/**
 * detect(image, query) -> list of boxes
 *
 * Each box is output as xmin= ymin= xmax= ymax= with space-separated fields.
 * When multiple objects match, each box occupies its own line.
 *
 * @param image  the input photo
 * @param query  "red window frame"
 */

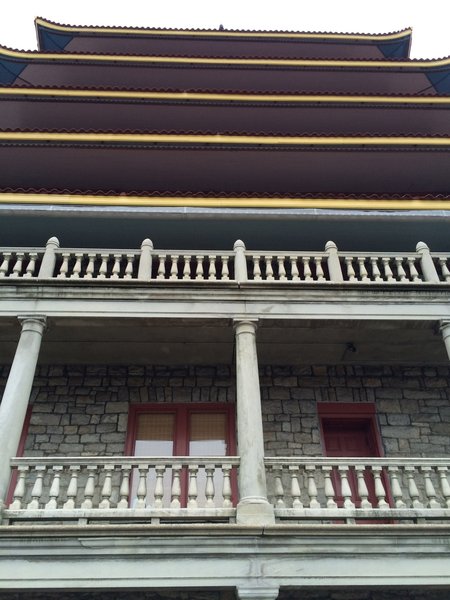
xmin=125 ymin=403 xmax=238 ymax=506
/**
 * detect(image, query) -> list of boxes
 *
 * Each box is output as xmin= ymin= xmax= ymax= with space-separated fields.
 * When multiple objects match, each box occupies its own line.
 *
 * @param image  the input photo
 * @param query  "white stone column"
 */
xmin=0 ymin=316 xmax=46 ymax=507
xmin=440 ymin=320 xmax=450 ymax=361
xmin=234 ymin=319 xmax=274 ymax=525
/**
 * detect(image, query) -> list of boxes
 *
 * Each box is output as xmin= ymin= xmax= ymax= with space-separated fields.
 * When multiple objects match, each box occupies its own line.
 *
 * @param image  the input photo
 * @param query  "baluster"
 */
xmin=290 ymin=256 xmax=300 ymax=281
xmin=221 ymin=256 xmax=230 ymax=281
xmin=382 ymin=257 xmax=395 ymax=282
xmin=277 ymin=256 xmax=287 ymax=281
xmin=388 ymin=466 xmax=406 ymax=508
xmin=111 ymin=254 xmax=122 ymax=279
xmin=221 ymin=464 xmax=232 ymax=508
xmin=416 ymin=241 xmax=440 ymax=283
xmin=195 ymin=256 xmax=204 ymax=280
xmin=322 ymin=466 xmax=337 ymax=509
xmin=187 ymin=465 xmax=199 ymax=509
xmin=371 ymin=257 xmax=383 ymax=282
xmin=9 ymin=466 xmax=29 ymax=509
xmin=438 ymin=258 xmax=450 ymax=282
xmin=357 ymin=257 xmax=369 ymax=283
xmin=272 ymin=466 xmax=285 ymax=508
xmin=208 ymin=255 xmax=217 ymax=281
xmin=97 ymin=253 xmax=109 ymax=279
xmin=314 ymin=257 xmax=325 ymax=281
xmin=63 ymin=465 xmax=80 ymax=509
xmin=252 ymin=255 xmax=262 ymax=280
xmin=99 ymin=465 xmax=114 ymax=509
xmin=136 ymin=465 xmax=148 ymax=508
xmin=157 ymin=255 xmax=166 ymax=279
xmin=345 ymin=257 xmax=356 ymax=282
xmin=27 ymin=466 xmax=46 ymax=509
xmin=57 ymin=252 xmax=70 ymax=279
xmin=45 ymin=466 xmax=63 ymax=510
xmin=407 ymin=257 xmax=421 ymax=283
xmin=153 ymin=465 xmax=166 ymax=508
xmin=355 ymin=465 xmax=371 ymax=508
xmin=302 ymin=256 xmax=312 ymax=281
xmin=404 ymin=466 xmax=423 ymax=508
xmin=0 ymin=252 xmax=11 ymax=278
xmin=81 ymin=465 xmax=97 ymax=509
xmin=437 ymin=467 xmax=450 ymax=508
xmin=117 ymin=466 xmax=131 ymax=509
xmin=70 ymin=252 xmax=83 ymax=279
xmin=395 ymin=257 xmax=407 ymax=282
xmin=170 ymin=464 xmax=182 ymax=509
xmin=85 ymin=253 xmax=97 ymax=279
xmin=372 ymin=466 xmax=389 ymax=508
xmin=169 ymin=255 xmax=179 ymax=280
xmin=182 ymin=255 xmax=192 ymax=280
xmin=265 ymin=256 xmax=274 ymax=281
xmin=305 ymin=465 xmax=320 ymax=508
xmin=24 ymin=253 xmax=37 ymax=278
xmin=205 ymin=464 xmax=216 ymax=507
xmin=289 ymin=465 xmax=303 ymax=509
xmin=11 ymin=252 xmax=24 ymax=278
xmin=421 ymin=467 xmax=441 ymax=508
xmin=124 ymin=254 xmax=135 ymax=280
xmin=338 ymin=465 xmax=355 ymax=509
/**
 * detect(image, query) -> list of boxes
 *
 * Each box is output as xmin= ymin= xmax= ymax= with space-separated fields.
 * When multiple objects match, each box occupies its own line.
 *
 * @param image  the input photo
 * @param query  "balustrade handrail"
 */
xmin=264 ymin=457 xmax=450 ymax=467
xmin=10 ymin=455 xmax=240 ymax=467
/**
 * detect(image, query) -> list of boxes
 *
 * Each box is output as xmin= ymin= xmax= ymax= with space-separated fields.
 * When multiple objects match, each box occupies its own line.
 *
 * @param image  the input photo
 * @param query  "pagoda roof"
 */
xmin=1 ymin=131 xmax=449 ymax=197
xmin=1 ymin=88 xmax=450 ymax=136
xmin=35 ymin=18 xmax=412 ymax=61
xmin=1 ymin=47 xmax=450 ymax=93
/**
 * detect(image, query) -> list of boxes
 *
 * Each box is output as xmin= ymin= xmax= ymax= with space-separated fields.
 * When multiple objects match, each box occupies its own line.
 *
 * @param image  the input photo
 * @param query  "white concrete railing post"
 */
xmin=233 ymin=240 xmax=248 ymax=283
xmin=237 ymin=586 xmax=280 ymax=600
xmin=234 ymin=319 xmax=274 ymax=525
xmin=416 ymin=242 xmax=440 ymax=283
xmin=439 ymin=320 xmax=450 ymax=361
xmin=0 ymin=316 xmax=46 ymax=515
xmin=138 ymin=238 xmax=154 ymax=281
xmin=37 ymin=237 xmax=59 ymax=279
xmin=325 ymin=240 xmax=344 ymax=282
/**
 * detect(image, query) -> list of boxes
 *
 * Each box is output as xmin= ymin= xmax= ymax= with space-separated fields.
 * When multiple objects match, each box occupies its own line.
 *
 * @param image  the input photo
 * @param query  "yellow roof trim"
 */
xmin=1 ymin=87 xmax=450 ymax=105
xmin=35 ymin=18 xmax=412 ymax=42
xmin=1 ymin=132 xmax=450 ymax=146
xmin=2 ymin=45 xmax=448 ymax=69
xmin=1 ymin=192 xmax=449 ymax=211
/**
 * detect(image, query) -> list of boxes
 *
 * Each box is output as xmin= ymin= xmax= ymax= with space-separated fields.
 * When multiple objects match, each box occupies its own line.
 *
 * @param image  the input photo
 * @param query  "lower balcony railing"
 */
xmin=3 ymin=456 xmax=450 ymax=525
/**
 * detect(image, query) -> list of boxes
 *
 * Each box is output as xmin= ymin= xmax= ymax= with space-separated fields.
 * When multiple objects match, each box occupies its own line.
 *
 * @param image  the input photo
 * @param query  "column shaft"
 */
xmin=440 ymin=320 xmax=450 ymax=361
xmin=234 ymin=319 xmax=274 ymax=525
xmin=0 ymin=316 xmax=46 ymax=503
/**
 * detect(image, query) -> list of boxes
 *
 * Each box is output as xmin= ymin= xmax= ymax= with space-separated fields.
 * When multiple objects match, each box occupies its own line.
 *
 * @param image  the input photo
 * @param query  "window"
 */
xmin=125 ymin=403 xmax=236 ymax=507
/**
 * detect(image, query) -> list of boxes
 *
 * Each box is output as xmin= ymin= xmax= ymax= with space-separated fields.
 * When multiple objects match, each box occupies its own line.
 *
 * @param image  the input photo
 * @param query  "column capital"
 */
xmin=439 ymin=319 xmax=450 ymax=333
xmin=237 ymin=586 xmax=279 ymax=600
xmin=17 ymin=315 xmax=47 ymax=335
xmin=233 ymin=318 xmax=259 ymax=335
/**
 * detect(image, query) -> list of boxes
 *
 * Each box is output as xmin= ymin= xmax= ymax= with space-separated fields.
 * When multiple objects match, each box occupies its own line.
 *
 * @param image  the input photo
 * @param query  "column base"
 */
xmin=236 ymin=496 xmax=275 ymax=526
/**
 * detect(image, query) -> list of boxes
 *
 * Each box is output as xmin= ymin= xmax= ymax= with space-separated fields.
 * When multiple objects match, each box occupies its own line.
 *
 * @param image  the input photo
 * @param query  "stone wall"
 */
xmin=0 ymin=364 xmax=448 ymax=458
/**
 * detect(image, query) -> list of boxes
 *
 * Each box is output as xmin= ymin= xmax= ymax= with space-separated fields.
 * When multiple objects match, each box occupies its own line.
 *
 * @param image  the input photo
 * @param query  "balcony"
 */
xmin=3 ymin=455 xmax=450 ymax=526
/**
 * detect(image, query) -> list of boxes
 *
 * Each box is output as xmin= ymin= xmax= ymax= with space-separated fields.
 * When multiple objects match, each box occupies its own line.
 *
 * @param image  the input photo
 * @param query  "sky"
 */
xmin=0 ymin=0 xmax=449 ymax=59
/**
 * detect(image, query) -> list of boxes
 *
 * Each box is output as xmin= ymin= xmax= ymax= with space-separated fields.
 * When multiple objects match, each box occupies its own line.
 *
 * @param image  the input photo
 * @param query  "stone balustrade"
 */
xmin=4 ymin=456 xmax=238 ymax=525
xmin=3 ymin=455 xmax=450 ymax=525
xmin=0 ymin=238 xmax=449 ymax=285
xmin=265 ymin=457 xmax=450 ymax=522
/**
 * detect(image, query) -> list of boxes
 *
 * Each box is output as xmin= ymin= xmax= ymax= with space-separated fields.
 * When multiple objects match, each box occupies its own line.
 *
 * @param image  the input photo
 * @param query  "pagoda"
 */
xmin=0 ymin=17 xmax=450 ymax=600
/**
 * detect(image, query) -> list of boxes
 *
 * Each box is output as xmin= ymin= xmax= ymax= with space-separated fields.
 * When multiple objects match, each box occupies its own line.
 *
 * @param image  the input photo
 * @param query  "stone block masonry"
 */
xmin=0 ymin=364 xmax=448 ymax=458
